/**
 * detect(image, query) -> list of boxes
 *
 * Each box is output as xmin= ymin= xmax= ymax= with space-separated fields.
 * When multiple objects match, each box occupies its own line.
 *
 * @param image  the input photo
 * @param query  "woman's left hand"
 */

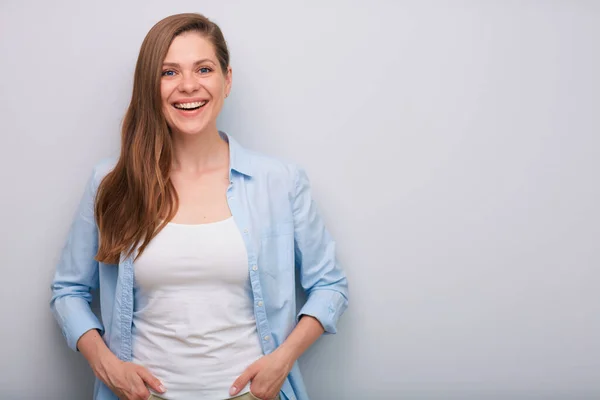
xmin=230 ymin=349 xmax=293 ymax=400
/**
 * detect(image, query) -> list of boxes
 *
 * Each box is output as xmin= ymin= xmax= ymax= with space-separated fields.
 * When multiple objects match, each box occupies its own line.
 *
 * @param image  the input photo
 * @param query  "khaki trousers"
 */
xmin=149 ymin=392 xmax=280 ymax=400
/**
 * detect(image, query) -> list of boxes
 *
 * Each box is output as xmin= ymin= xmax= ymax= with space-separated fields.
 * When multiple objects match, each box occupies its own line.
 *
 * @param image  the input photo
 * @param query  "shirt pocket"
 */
xmin=259 ymin=221 xmax=294 ymax=279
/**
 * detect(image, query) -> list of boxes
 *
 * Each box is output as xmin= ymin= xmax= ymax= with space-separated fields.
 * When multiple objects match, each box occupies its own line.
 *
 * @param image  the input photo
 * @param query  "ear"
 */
xmin=225 ymin=66 xmax=233 ymax=97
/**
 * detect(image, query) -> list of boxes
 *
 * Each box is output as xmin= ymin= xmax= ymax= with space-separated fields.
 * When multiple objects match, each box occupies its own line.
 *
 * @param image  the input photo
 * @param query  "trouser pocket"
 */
xmin=240 ymin=392 xmax=281 ymax=400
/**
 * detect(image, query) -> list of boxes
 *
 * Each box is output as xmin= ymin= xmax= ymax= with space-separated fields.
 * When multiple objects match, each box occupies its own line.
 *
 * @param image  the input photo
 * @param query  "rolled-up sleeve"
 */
xmin=292 ymin=166 xmax=348 ymax=334
xmin=50 ymin=167 xmax=104 ymax=351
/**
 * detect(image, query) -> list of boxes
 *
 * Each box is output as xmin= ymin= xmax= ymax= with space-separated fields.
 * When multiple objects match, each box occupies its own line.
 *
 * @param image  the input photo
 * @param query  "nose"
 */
xmin=178 ymin=71 xmax=200 ymax=93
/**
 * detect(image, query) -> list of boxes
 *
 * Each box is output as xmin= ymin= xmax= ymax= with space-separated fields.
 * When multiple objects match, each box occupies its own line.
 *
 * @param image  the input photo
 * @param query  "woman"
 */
xmin=50 ymin=12 xmax=348 ymax=400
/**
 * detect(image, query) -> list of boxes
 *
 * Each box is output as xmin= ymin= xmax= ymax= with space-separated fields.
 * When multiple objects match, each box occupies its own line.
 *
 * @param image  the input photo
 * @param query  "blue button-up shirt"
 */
xmin=50 ymin=132 xmax=349 ymax=400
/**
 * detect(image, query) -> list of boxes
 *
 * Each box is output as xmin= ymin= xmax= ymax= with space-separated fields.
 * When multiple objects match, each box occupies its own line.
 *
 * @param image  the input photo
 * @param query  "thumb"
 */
xmin=136 ymin=365 xmax=166 ymax=394
xmin=230 ymin=363 xmax=258 ymax=396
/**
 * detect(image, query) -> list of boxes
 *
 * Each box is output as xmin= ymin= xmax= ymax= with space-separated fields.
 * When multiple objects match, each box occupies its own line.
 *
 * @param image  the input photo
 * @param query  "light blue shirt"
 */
xmin=50 ymin=132 xmax=349 ymax=400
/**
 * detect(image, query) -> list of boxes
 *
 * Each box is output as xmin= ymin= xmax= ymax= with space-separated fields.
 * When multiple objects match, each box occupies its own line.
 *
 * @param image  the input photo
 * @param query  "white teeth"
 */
xmin=174 ymin=101 xmax=207 ymax=110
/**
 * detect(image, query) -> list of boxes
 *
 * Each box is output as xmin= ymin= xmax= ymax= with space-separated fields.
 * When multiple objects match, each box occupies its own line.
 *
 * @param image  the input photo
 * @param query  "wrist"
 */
xmin=274 ymin=343 xmax=299 ymax=369
xmin=92 ymin=348 xmax=120 ymax=380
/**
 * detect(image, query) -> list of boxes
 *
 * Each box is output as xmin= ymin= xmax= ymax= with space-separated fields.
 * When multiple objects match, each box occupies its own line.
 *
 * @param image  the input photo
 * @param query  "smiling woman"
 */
xmin=49 ymin=12 xmax=348 ymax=400
xmin=160 ymin=33 xmax=231 ymax=137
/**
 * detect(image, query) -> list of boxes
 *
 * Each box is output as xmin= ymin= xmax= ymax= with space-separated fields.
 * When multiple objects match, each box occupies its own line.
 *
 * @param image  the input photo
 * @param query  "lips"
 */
xmin=173 ymin=100 xmax=207 ymax=111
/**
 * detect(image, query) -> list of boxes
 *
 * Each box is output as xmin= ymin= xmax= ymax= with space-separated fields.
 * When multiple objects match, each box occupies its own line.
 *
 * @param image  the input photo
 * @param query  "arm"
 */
xmin=291 ymin=166 xmax=349 ymax=334
xmin=50 ymin=167 xmax=104 ymax=351
xmin=230 ymin=166 xmax=349 ymax=398
xmin=78 ymin=329 xmax=121 ymax=382
xmin=276 ymin=315 xmax=324 ymax=363
xmin=50 ymin=165 xmax=164 ymax=400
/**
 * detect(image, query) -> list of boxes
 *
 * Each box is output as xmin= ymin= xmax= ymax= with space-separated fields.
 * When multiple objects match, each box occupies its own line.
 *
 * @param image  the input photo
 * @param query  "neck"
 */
xmin=170 ymin=128 xmax=229 ymax=174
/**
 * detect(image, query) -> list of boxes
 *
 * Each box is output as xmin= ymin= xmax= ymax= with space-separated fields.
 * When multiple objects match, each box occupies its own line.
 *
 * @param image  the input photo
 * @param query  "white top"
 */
xmin=131 ymin=217 xmax=264 ymax=400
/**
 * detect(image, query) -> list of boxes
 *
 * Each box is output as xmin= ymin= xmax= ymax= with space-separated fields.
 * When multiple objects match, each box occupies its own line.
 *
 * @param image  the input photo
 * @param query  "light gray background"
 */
xmin=1 ymin=1 xmax=598 ymax=399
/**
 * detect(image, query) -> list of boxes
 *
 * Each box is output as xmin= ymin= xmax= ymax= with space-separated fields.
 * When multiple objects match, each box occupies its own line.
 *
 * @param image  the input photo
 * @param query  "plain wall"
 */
xmin=0 ymin=1 xmax=598 ymax=399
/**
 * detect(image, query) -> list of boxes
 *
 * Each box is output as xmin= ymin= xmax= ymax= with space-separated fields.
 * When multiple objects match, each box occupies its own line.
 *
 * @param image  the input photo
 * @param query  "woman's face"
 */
xmin=160 ymin=32 xmax=232 ymax=137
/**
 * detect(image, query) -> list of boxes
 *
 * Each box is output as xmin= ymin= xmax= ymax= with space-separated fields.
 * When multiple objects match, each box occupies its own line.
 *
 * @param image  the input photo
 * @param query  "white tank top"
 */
xmin=131 ymin=216 xmax=264 ymax=400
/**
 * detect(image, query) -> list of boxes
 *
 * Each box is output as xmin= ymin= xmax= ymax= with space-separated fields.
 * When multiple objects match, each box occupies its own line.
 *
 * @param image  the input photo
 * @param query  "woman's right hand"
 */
xmin=96 ymin=357 xmax=166 ymax=400
xmin=77 ymin=329 xmax=166 ymax=400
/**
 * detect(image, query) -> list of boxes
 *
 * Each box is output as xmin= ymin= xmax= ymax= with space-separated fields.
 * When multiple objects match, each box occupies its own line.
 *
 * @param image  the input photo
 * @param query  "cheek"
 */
xmin=160 ymin=81 xmax=175 ymax=105
xmin=207 ymin=78 xmax=226 ymax=96
xmin=160 ymin=90 xmax=169 ymax=105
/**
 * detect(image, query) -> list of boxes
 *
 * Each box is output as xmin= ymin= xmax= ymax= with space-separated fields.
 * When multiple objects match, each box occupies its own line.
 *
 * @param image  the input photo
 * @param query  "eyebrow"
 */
xmin=162 ymin=59 xmax=216 ymax=68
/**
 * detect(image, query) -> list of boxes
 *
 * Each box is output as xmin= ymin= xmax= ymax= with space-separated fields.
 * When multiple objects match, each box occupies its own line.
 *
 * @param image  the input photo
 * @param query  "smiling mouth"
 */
xmin=173 ymin=100 xmax=208 ymax=111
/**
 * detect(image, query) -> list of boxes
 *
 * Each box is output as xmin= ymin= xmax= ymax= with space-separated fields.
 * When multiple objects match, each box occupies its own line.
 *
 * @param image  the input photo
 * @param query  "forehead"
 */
xmin=164 ymin=31 xmax=217 ymax=62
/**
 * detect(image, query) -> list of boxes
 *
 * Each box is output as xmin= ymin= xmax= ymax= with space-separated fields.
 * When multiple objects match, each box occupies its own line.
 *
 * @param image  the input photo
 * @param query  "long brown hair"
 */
xmin=94 ymin=13 xmax=230 ymax=264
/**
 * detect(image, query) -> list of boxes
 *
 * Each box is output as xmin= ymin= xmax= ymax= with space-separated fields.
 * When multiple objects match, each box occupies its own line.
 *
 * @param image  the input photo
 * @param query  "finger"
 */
xmin=249 ymin=383 xmax=270 ymax=400
xmin=250 ymin=378 xmax=282 ymax=400
xmin=249 ymin=387 xmax=277 ymax=400
xmin=128 ymin=374 xmax=150 ymax=400
xmin=134 ymin=385 xmax=150 ymax=400
xmin=249 ymin=386 xmax=268 ymax=400
xmin=230 ymin=364 xmax=258 ymax=396
xmin=249 ymin=389 xmax=263 ymax=400
xmin=136 ymin=365 xmax=166 ymax=394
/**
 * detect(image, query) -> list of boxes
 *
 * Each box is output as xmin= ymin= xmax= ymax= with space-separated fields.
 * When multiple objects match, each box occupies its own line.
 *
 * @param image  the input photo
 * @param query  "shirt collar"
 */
xmin=219 ymin=130 xmax=253 ymax=177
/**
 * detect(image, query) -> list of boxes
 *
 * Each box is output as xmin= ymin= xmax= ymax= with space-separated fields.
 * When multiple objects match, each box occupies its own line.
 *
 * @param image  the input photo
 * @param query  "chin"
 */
xmin=167 ymin=117 xmax=212 ymax=136
xmin=173 ymin=126 xmax=209 ymax=136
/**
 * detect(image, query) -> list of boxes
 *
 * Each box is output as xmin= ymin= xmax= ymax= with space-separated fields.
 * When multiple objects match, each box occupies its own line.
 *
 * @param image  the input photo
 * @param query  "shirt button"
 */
xmin=257 ymin=301 xmax=263 ymax=307
xmin=264 ymin=336 xmax=270 ymax=341
xmin=243 ymin=228 xmax=249 ymax=234
xmin=252 ymin=265 xmax=258 ymax=271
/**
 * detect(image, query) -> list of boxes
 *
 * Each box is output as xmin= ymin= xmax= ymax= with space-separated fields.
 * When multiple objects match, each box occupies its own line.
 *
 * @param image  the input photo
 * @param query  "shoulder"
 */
xmin=248 ymin=149 xmax=299 ymax=176
xmin=228 ymin=134 xmax=301 ymax=182
xmin=243 ymin=148 xmax=305 ymax=193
